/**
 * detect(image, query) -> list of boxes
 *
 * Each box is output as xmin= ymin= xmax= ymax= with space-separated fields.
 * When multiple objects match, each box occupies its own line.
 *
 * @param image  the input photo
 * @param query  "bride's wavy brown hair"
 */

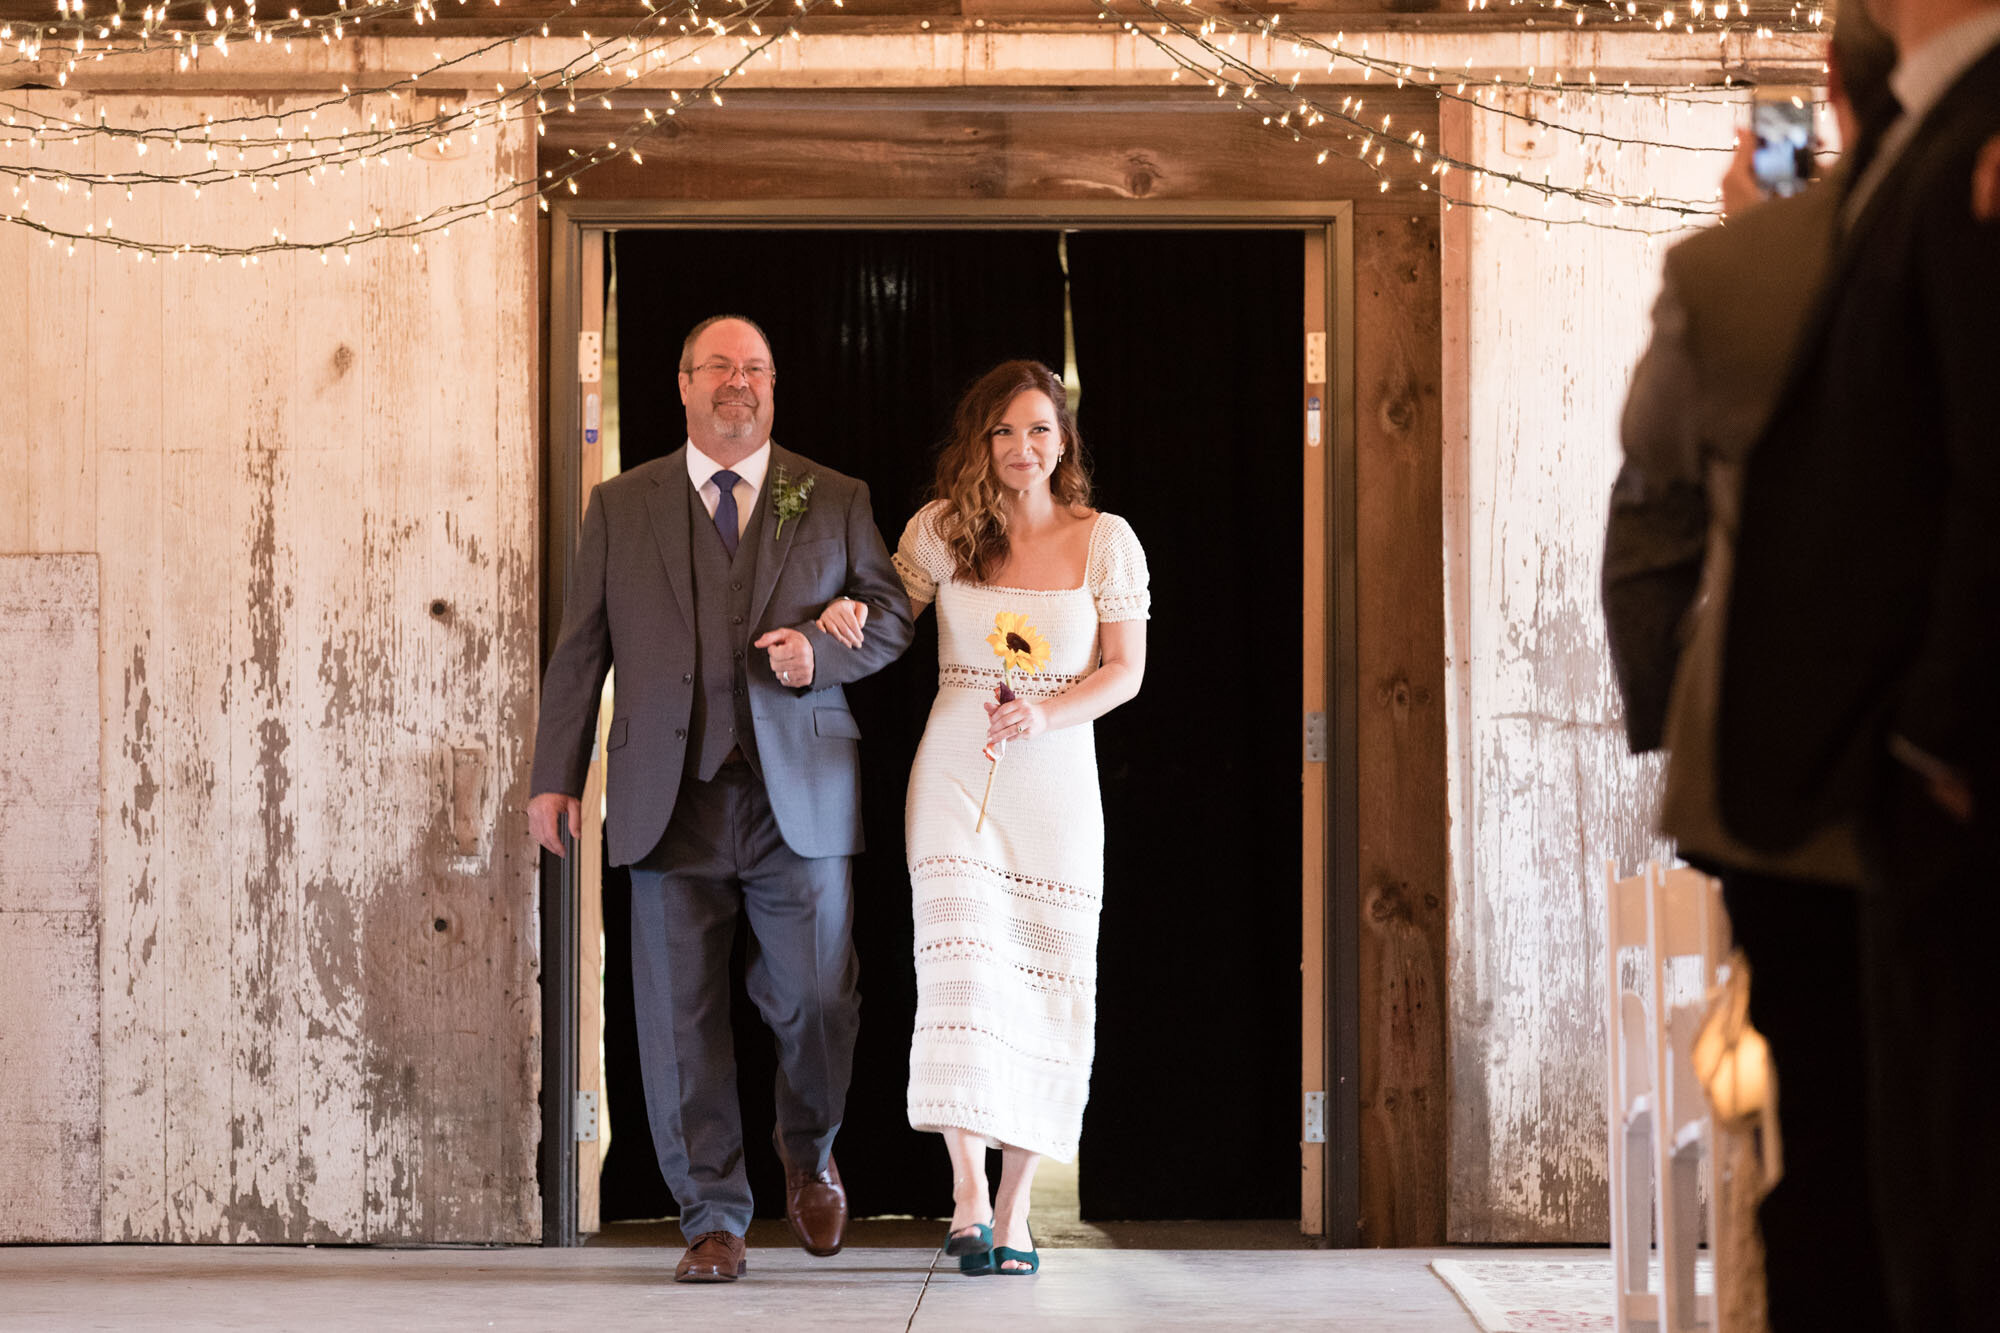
xmin=932 ymin=360 xmax=1093 ymax=585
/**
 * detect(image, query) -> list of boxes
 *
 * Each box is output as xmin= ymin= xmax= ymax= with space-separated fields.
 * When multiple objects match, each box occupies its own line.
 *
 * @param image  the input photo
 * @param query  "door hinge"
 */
xmin=574 ymin=1090 xmax=599 ymax=1143
xmin=1305 ymin=331 xmax=1327 ymax=384
xmin=578 ymin=331 xmax=603 ymax=383
xmin=1304 ymin=711 xmax=1328 ymax=763
xmin=1303 ymin=1091 xmax=1327 ymax=1144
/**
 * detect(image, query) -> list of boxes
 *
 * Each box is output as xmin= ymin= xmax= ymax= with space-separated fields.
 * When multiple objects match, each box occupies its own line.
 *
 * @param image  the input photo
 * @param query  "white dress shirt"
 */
xmin=684 ymin=439 xmax=772 ymax=540
xmin=1845 ymin=8 xmax=2000 ymax=222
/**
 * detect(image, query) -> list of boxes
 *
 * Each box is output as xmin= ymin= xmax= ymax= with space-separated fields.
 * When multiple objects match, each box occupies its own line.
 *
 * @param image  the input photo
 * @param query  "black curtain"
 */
xmin=601 ymin=230 xmax=1068 ymax=1221
xmin=1065 ymin=231 xmax=1305 ymax=1220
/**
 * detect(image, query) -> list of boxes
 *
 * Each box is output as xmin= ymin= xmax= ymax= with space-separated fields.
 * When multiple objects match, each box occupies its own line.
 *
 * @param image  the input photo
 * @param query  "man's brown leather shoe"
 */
xmin=785 ymin=1155 xmax=848 ymax=1257
xmin=674 ymin=1231 xmax=747 ymax=1283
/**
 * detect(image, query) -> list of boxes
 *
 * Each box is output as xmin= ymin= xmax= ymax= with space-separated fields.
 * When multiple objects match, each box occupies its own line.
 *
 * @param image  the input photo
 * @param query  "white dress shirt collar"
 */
xmin=685 ymin=439 xmax=773 ymax=499
xmin=1890 ymin=8 xmax=2000 ymax=126
xmin=1843 ymin=10 xmax=2000 ymax=225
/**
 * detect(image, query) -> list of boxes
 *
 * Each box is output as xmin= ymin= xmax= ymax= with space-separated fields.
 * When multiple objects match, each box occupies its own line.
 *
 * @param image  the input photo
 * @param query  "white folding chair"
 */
xmin=1604 ymin=860 xmax=1725 ymax=1332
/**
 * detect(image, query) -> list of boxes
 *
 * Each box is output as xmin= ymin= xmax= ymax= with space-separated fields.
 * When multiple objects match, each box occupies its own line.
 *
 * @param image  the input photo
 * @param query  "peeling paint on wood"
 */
xmin=2 ymin=89 xmax=541 ymax=1244
xmin=1441 ymin=96 xmax=1733 ymax=1243
xmin=0 ymin=555 xmax=103 ymax=1242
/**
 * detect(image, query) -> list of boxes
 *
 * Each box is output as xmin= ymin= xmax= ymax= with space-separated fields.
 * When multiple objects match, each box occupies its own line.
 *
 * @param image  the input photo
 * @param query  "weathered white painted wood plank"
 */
xmin=0 ymin=211 xmax=28 ymax=552
xmin=93 ymin=107 xmax=171 ymax=1241
xmin=225 ymin=127 xmax=307 ymax=1243
xmin=290 ymin=153 xmax=374 ymax=1245
xmin=1442 ymin=93 xmax=1733 ymax=1243
xmin=491 ymin=114 xmax=546 ymax=1244
xmin=360 ymin=90 xmax=441 ymax=1241
xmin=154 ymin=133 xmax=247 ymax=1235
xmin=24 ymin=114 xmax=98 ymax=557
xmin=427 ymin=134 xmax=513 ymax=1239
xmin=97 ymin=447 xmax=169 ymax=1242
xmin=0 ymin=554 xmax=102 ymax=1242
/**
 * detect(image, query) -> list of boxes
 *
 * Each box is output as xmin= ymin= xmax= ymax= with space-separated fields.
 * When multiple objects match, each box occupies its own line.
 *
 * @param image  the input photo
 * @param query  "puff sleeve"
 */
xmin=1089 ymin=513 xmax=1151 ymax=623
xmin=894 ymin=499 xmax=956 ymax=605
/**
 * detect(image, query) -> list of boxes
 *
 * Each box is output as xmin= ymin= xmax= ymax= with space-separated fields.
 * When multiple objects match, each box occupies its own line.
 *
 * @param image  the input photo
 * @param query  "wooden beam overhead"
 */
xmin=4 ymin=22 xmax=1824 ymax=96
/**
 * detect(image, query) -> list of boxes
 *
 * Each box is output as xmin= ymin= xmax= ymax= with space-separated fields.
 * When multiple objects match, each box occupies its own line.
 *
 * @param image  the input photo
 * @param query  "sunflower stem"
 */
xmin=975 ymin=757 xmax=999 ymax=833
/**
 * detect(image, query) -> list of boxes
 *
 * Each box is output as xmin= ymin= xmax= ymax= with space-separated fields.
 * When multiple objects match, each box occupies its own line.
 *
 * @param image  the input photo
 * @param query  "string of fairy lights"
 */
xmin=0 ymin=0 xmax=1834 ymax=256
xmin=1101 ymin=0 xmax=1822 ymax=231
xmin=2 ymin=0 xmax=832 ymax=257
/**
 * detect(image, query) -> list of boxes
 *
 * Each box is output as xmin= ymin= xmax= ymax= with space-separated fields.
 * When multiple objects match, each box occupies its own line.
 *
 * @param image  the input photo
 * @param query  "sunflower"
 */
xmin=986 ymin=611 xmax=1053 ymax=677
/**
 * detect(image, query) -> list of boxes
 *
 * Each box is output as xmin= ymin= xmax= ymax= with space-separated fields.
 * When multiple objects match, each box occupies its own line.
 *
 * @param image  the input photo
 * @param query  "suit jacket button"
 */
xmin=674 ymin=728 xmax=687 ymax=740
xmin=732 ymin=615 xmax=744 ymax=626
xmin=681 ymin=672 xmax=692 ymax=684
xmin=731 ymin=581 xmax=743 ymax=592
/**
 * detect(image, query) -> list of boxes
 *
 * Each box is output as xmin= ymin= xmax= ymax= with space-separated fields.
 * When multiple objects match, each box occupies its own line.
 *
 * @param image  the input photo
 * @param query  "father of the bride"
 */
xmin=528 ymin=314 xmax=913 ymax=1282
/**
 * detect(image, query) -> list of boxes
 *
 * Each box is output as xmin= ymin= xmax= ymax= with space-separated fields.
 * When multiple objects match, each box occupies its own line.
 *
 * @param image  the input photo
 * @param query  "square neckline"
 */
xmin=964 ymin=512 xmax=1107 ymax=596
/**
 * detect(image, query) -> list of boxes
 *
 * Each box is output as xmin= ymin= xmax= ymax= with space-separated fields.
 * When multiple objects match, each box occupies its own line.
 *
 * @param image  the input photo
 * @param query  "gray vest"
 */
xmin=688 ymin=481 xmax=766 ymax=782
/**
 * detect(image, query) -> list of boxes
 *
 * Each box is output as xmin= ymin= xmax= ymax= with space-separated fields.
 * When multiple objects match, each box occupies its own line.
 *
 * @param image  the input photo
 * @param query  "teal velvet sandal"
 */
xmin=944 ymin=1219 xmax=994 ymax=1258
xmin=992 ymin=1228 xmax=1039 ymax=1276
xmin=957 ymin=1249 xmax=994 ymax=1276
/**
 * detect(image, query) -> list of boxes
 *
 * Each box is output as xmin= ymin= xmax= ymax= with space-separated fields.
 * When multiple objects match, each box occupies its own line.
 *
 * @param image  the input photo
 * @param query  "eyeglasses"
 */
xmin=687 ymin=359 xmax=774 ymax=384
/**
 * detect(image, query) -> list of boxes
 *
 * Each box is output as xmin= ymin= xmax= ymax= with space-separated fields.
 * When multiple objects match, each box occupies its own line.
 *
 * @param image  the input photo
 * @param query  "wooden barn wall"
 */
xmin=0 ymin=556 xmax=103 ymax=1241
xmin=0 ymin=92 xmax=542 ymax=1243
xmin=542 ymin=97 xmax=1451 ymax=1246
xmin=1438 ymin=93 xmax=1736 ymax=1243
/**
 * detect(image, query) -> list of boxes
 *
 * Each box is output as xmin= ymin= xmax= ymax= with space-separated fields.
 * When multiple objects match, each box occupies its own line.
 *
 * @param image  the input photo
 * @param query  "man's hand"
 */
xmin=816 ymin=597 xmax=870 ymax=650
xmin=1890 ymin=734 xmax=1977 ymax=824
xmin=1972 ymin=133 xmax=2000 ymax=223
xmin=755 ymin=627 xmax=815 ymax=688
xmin=528 ymin=792 xmax=583 ymax=856
xmin=1720 ymin=129 xmax=1764 ymax=221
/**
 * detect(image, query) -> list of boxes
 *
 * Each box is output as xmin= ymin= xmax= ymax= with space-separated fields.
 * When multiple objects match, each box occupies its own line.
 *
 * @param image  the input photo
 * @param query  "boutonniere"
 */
xmin=770 ymin=465 xmax=816 ymax=539
xmin=975 ymin=610 xmax=1053 ymax=833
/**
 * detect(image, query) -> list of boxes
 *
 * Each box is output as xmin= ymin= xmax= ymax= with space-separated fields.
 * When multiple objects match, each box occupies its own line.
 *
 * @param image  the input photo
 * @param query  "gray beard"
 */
xmin=709 ymin=412 xmax=758 ymax=440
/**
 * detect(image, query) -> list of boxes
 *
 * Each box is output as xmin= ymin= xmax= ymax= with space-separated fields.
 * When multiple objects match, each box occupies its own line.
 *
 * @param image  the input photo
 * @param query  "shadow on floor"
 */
xmin=589 ymin=1218 xmax=1316 ymax=1252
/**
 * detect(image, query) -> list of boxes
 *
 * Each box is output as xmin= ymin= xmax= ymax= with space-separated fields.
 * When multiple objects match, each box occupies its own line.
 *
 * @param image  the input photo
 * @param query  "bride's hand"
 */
xmin=816 ymin=597 xmax=869 ymax=649
xmin=984 ymin=695 xmax=1047 ymax=746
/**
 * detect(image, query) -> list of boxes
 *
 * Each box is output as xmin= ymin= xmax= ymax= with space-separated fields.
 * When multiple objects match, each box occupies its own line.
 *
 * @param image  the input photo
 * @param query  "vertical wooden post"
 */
xmin=1301 ymin=228 xmax=1330 ymax=1239
xmin=575 ymin=230 xmax=607 ymax=1238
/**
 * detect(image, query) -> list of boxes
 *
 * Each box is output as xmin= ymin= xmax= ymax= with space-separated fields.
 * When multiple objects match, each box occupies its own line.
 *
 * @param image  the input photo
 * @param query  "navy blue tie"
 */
xmin=712 ymin=469 xmax=742 ymax=558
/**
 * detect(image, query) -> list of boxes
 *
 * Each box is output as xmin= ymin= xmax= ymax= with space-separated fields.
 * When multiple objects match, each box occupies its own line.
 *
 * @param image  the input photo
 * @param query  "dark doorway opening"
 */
xmin=593 ymin=227 xmax=1303 ymax=1224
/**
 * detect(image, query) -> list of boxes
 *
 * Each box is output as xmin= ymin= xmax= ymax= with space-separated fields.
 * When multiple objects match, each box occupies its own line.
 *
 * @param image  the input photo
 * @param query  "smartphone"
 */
xmin=1751 ymin=88 xmax=1817 ymax=198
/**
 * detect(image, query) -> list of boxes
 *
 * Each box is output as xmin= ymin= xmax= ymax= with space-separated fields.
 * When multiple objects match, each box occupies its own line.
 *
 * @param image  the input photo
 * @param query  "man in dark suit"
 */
xmin=528 ymin=315 xmax=914 ymax=1282
xmin=1603 ymin=11 xmax=1898 ymax=1325
xmin=1717 ymin=0 xmax=2000 ymax=1325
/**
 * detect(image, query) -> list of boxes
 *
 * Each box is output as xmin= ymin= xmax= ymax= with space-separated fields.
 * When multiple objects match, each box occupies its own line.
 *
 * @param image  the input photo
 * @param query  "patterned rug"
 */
xmin=1432 ymin=1256 xmax=1714 ymax=1332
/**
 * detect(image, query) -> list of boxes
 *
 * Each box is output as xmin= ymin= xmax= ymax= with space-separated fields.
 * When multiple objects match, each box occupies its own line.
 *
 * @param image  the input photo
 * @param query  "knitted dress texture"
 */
xmin=893 ymin=501 xmax=1150 ymax=1160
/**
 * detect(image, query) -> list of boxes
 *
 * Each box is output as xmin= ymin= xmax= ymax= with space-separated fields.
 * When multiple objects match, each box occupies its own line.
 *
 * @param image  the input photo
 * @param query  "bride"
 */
xmin=817 ymin=359 xmax=1149 ymax=1276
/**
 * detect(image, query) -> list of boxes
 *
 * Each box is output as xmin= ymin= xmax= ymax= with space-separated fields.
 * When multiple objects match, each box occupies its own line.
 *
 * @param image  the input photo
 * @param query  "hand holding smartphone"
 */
xmin=1751 ymin=87 xmax=1818 ymax=198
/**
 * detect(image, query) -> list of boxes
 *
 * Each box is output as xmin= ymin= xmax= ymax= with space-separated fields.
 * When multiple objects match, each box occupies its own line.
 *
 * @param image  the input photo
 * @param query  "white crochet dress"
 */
xmin=893 ymin=501 xmax=1151 ymax=1161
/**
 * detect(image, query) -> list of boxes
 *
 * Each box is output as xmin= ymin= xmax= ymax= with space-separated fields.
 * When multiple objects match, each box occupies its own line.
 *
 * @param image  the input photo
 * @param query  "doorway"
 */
xmin=541 ymin=203 xmax=1359 ymax=1244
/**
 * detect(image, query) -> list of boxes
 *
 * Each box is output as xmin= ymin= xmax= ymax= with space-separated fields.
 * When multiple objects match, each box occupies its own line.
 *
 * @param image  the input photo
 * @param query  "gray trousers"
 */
xmin=628 ymin=759 xmax=861 ymax=1240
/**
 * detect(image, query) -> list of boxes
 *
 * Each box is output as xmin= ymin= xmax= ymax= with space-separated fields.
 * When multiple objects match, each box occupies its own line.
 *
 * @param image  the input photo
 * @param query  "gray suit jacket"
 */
xmin=1603 ymin=177 xmax=1861 ymax=880
xmin=530 ymin=444 xmax=915 ymax=864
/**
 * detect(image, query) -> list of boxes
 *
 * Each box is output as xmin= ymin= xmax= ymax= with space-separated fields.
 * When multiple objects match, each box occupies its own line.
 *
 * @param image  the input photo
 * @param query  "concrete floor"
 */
xmin=0 ymin=1231 xmax=1558 ymax=1331
xmin=0 ymin=1156 xmax=1600 ymax=1329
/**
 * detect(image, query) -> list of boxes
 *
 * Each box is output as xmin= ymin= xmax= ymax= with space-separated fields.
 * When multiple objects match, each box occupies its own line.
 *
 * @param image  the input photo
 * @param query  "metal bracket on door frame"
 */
xmin=1305 ymin=711 xmax=1329 ymax=764
xmin=1303 ymin=1091 xmax=1327 ymax=1144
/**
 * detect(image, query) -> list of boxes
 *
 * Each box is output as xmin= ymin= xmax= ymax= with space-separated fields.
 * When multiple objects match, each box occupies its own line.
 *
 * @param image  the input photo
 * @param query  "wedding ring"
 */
xmin=1017 ymin=722 xmax=1026 ymax=734
xmin=781 ymin=670 xmax=790 ymax=683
